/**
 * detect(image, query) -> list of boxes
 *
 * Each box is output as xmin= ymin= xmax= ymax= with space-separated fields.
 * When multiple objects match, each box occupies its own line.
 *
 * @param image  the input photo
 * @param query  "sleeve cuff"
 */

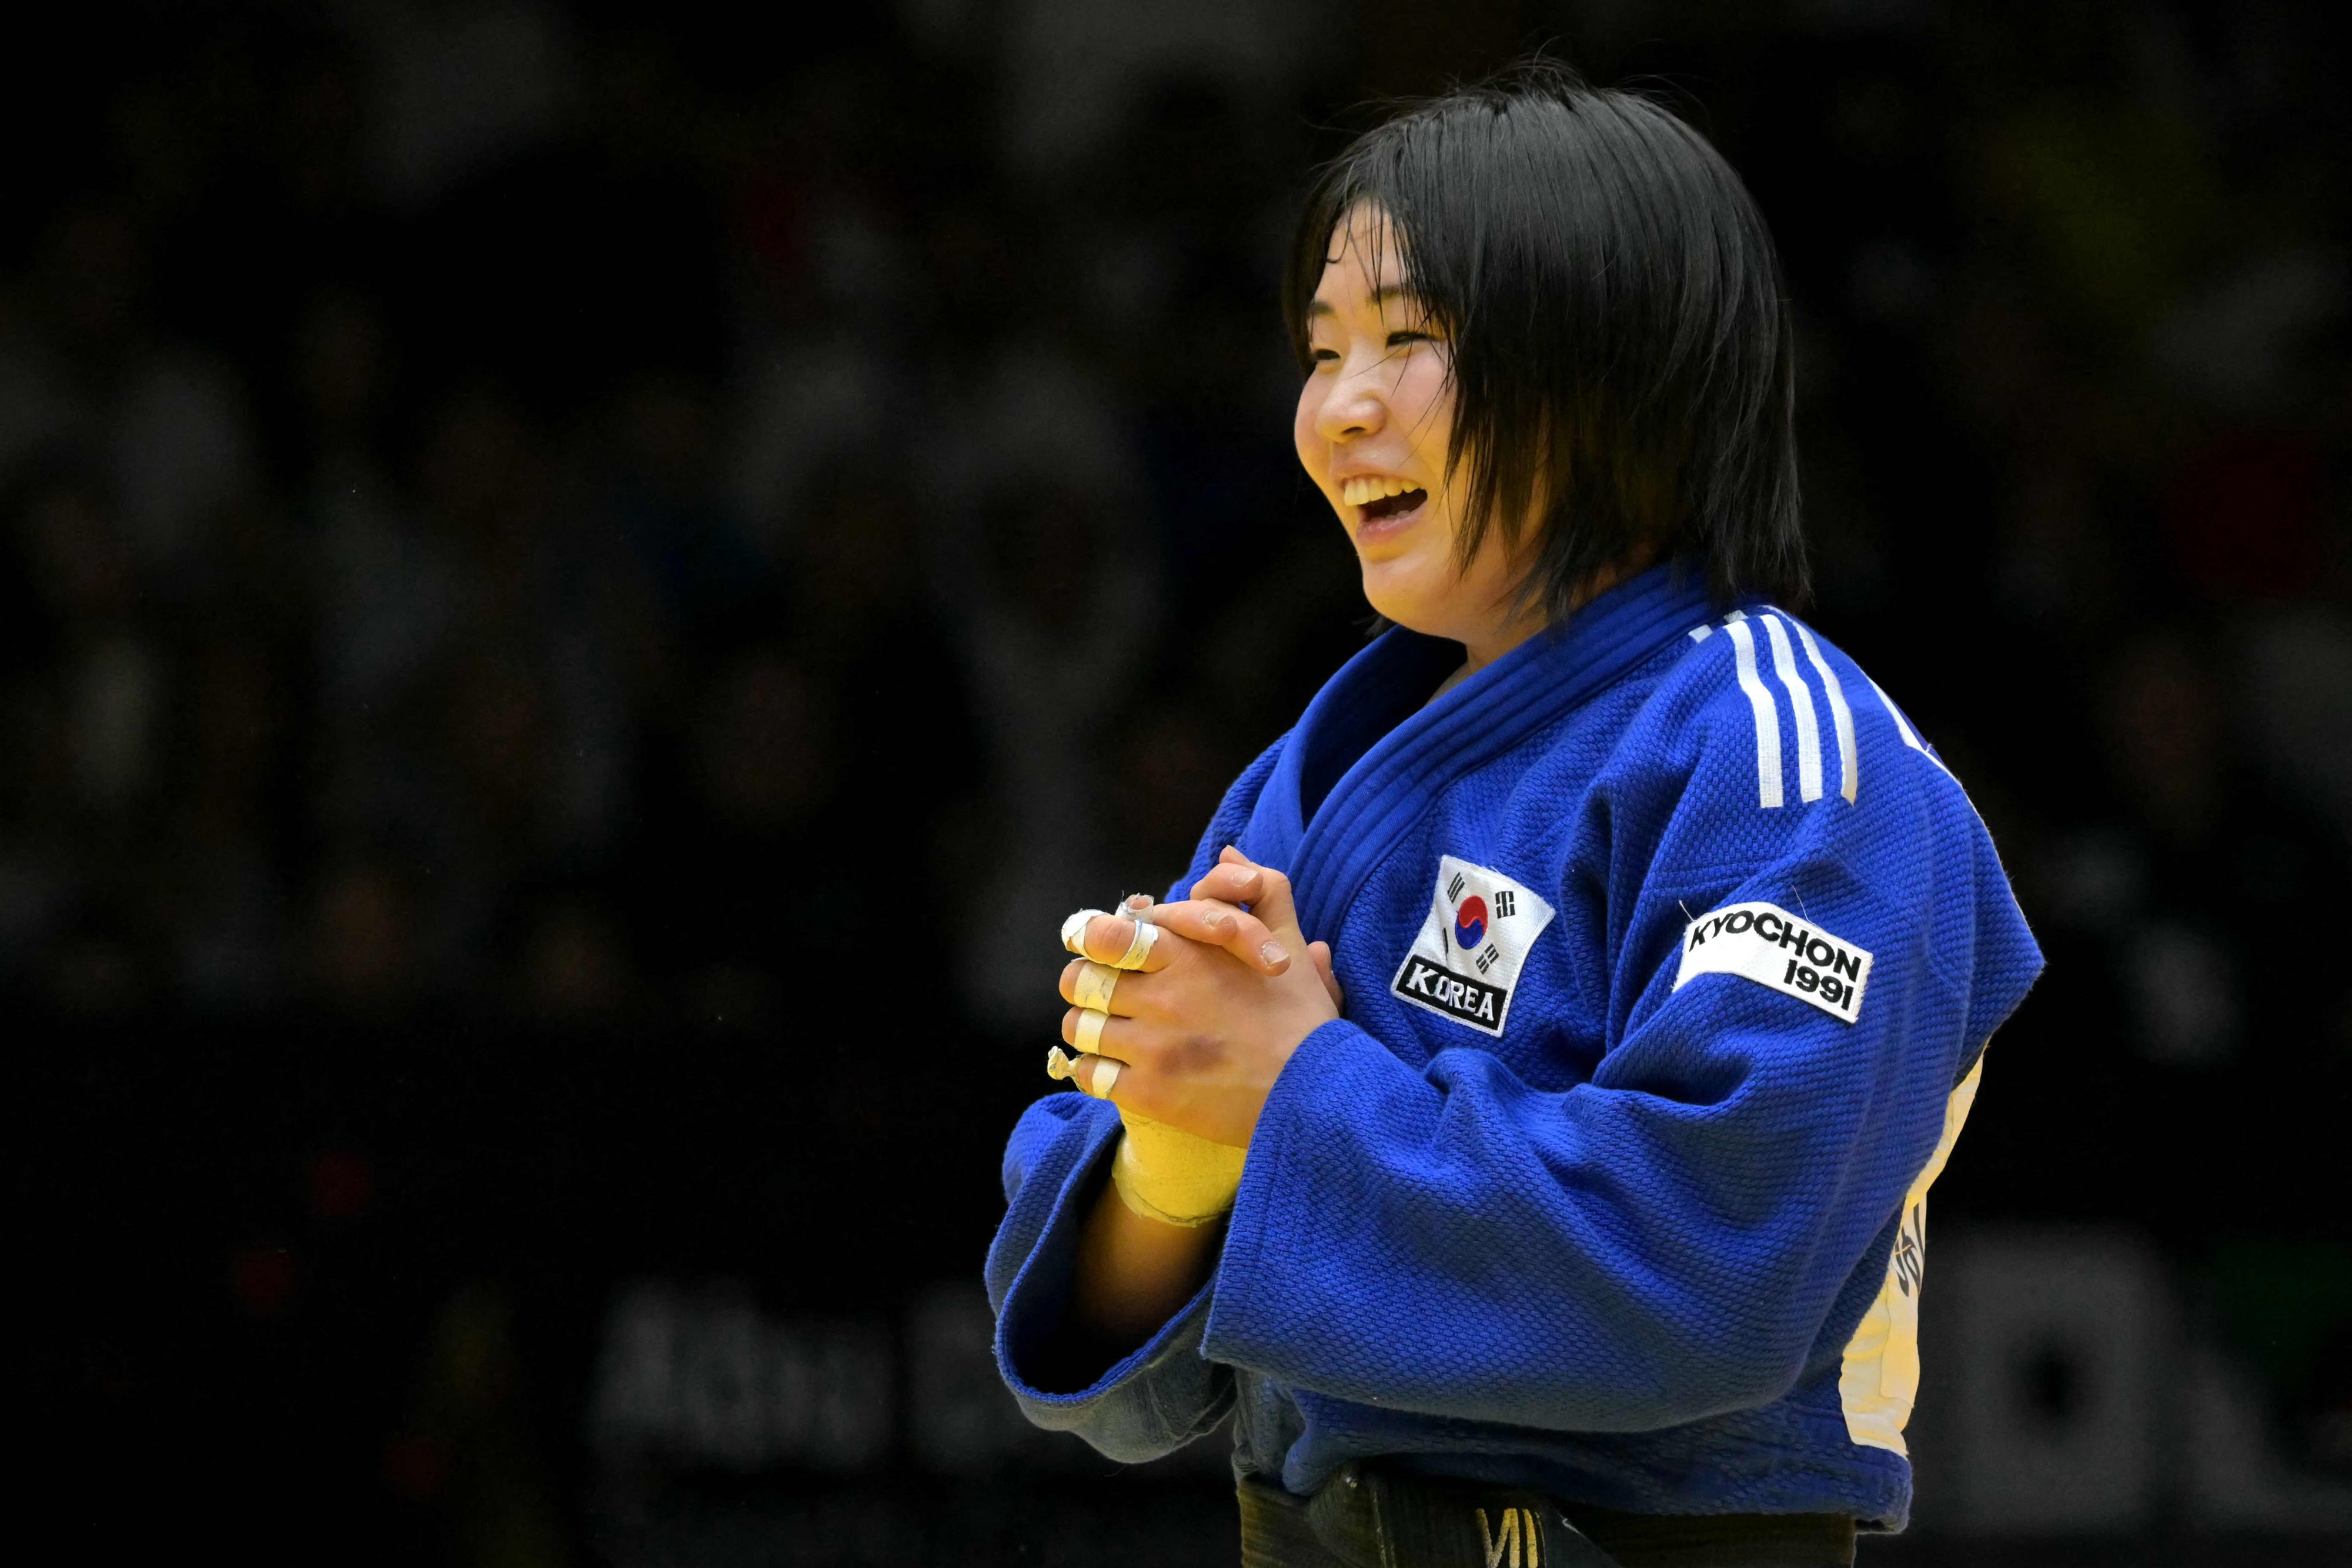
xmin=993 ymin=1100 xmax=1218 ymax=1413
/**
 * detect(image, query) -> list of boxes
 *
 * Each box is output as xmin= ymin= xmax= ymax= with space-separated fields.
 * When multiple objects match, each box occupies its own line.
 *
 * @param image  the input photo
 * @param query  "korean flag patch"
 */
xmin=1389 ymin=855 xmax=1557 ymax=1037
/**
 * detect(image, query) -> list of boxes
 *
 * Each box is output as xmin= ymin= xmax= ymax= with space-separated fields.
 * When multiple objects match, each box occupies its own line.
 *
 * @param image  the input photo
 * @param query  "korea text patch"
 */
xmin=1389 ymin=855 xmax=1558 ymax=1037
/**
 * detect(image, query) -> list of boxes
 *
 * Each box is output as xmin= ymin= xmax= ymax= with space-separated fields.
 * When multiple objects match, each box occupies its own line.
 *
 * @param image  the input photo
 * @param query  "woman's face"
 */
xmin=1294 ymin=205 xmax=1528 ymax=653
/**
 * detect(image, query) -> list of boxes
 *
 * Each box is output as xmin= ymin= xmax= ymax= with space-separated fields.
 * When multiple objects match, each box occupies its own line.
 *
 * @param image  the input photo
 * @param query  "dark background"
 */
xmin=5 ymin=2 xmax=2350 ymax=1562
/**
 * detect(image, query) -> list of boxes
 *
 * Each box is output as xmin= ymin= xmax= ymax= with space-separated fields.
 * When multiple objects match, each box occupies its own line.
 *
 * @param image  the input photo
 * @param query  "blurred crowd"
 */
xmin=4 ymin=3 xmax=2352 ymax=1081
xmin=9 ymin=0 xmax=2352 ymax=1532
xmin=6 ymin=1 xmax=2348 ymax=1079
xmin=0 ymin=4 xmax=1370 ymax=1035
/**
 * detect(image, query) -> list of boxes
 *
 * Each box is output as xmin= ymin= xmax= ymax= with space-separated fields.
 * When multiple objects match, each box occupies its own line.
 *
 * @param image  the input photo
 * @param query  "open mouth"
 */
xmin=1361 ymin=487 xmax=1428 ymax=520
xmin=1340 ymin=476 xmax=1429 ymax=521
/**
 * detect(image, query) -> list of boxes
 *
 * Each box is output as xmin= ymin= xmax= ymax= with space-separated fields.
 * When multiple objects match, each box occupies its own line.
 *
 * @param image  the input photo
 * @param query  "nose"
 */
xmin=1311 ymin=358 xmax=1387 ymax=446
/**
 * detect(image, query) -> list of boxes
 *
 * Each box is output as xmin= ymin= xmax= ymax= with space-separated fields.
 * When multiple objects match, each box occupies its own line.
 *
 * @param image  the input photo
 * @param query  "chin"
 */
xmin=1359 ymin=572 xmax=1449 ymax=638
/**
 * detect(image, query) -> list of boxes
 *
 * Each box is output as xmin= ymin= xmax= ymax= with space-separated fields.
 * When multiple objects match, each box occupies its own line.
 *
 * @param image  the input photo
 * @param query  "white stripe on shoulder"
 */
xmin=1722 ymin=617 xmax=1783 ymax=808
xmin=1688 ymin=624 xmax=1713 ymax=643
xmin=1866 ymin=675 xmax=1955 ymax=780
xmin=1791 ymin=620 xmax=1858 ymax=804
xmin=1760 ymin=614 xmax=1824 ymax=803
xmin=1867 ymin=675 xmax=1922 ymax=750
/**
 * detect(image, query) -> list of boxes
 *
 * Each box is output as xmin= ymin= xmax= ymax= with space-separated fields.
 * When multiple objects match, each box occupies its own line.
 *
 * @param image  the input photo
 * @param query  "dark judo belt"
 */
xmin=1238 ymin=1464 xmax=1857 ymax=1568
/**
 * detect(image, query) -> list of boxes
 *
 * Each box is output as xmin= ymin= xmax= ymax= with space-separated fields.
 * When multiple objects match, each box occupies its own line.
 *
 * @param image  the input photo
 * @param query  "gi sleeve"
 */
xmin=984 ymin=734 xmax=1288 ymax=1456
xmin=1198 ymin=650 xmax=2043 ymax=1434
xmin=987 ymin=1093 xmax=1235 ymax=1459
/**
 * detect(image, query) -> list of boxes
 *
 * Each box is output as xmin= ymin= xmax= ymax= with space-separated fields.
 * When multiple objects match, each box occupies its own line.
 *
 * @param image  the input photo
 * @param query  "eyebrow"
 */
xmin=1307 ymin=283 xmax=1419 ymax=318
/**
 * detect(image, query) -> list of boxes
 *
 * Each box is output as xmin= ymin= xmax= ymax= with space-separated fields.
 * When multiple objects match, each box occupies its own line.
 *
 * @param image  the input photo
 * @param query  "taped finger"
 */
xmin=1043 ymin=1045 xmax=1123 ymax=1102
xmin=1061 ymin=908 xmax=1112 ymax=956
xmin=1060 ymin=1005 xmax=1144 ymax=1064
xmin=1071 ymin=960 xmax=1119 ymax=1014
xmin=1086 ymin=1055 xmax=1121 ymax=1101
xmin=1112 ymin=915 xmax=1158 ymax=970
xmin=1070 ymin=912 xmax=1163 ymax=971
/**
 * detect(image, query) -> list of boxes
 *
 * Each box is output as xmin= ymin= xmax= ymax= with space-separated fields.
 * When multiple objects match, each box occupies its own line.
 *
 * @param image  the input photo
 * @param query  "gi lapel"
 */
xmin=1238 ymin=627 xmax=1456 ymax=873
xmin=1285 ymin=566 xmax=1719 ymax=945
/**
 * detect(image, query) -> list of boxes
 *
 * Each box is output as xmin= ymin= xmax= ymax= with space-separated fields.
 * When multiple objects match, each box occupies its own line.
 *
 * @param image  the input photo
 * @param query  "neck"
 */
xmin=1457 ymin=553 xmax=1652 ymax=677
xmin=1457 ymin=603 xmax=1551 ymax=679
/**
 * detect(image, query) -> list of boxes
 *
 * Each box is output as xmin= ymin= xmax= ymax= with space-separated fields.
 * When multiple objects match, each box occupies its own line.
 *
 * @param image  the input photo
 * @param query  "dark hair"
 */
xmin=1283 ymin=62 xmax=1806 ymax=618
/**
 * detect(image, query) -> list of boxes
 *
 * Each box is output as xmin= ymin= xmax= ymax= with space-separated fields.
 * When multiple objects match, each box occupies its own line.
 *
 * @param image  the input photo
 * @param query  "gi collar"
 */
xmin=1250 ymin=563 xmax=1722 ymax=945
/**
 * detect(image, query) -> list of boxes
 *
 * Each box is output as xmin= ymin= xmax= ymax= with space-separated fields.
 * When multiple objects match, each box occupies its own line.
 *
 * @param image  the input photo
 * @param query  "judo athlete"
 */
xmin=988 ymin=66 xmax=2042 ymax=1568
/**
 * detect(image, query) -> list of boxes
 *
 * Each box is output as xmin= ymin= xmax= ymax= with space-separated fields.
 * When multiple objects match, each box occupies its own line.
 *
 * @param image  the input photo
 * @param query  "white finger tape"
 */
xmin=1112 ymin=918 xmax=1158 ymax=971
xmin=1089 ymin=1057 xmax=1121 ymax=1101
xmin=1074 ymin=1007 xmax=1108 ymax=1054
xmin=1045 ymin=1047 xmax=1077 ymax=1081
xmin=1061 ymin=909 xmax=1111 ymax=957
xmin=1072 ymin=961 xmax=1118 ymax=1014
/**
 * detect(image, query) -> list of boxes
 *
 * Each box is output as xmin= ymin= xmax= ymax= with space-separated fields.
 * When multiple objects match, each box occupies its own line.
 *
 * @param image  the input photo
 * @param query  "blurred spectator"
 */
xmin=1103 ymin=694 xmax=1232 ymax=899
xmin=20 ymin=202 xmax=257 ymax=587
xmin=789 ymin=457 xmax=984 ymax=871
xmin=953 ymin=477 xmax=1157 ymax=1028
xmin=311 ymin=853 xmax=421 ymax=1014
xmin=607 ymin=373 xmax=767 ymax=652
xmin=2042 ymin=627 xmax=2351 ymax=1072
xmin=346 ymin=0 xmax=580 ymax=209
xmin=171 ymin=633 xmax=297 ymax=1007
xmin=622 ymin=642 xmax=836 ymax=1026
xmin=510 ymin=895 xmax=633 ymax=1022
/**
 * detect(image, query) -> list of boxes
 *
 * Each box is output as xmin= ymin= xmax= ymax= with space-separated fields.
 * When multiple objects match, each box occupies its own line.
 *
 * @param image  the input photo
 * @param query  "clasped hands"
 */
xmin=1053 ymin=847 xmax=1342 ymax=1152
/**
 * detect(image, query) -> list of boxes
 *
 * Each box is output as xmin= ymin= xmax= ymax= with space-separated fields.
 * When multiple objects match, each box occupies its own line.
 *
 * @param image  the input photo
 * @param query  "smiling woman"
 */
xmin=986 ymin=61 xmax=2041 ymax=1568
xmin=1292 ymin=210 xmax=1542 ymax=667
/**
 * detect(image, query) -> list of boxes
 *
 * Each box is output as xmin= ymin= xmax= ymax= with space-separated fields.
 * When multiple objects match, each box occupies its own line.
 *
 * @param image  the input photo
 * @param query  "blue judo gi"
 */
xmin=986 ymin=564 xmax=2042 ymax=1529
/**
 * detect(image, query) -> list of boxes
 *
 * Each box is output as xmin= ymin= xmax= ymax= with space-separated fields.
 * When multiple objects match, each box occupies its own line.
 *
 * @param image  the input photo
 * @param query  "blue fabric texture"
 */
xmin=985 ymin=565 xmax=2043 ymax=1530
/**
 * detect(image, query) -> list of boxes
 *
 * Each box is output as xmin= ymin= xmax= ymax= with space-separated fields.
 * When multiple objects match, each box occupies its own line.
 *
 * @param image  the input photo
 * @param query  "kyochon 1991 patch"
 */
xmin=1389 ymin=855 xmax=1558 ymax=1037
xmin=1673 ymin=900 xmax=1873 ymax=1022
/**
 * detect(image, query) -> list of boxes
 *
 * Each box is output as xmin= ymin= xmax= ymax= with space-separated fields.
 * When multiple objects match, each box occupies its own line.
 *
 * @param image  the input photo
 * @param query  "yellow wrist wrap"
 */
xmin=1110 ymin=1112 xmax=1247 ymax=1228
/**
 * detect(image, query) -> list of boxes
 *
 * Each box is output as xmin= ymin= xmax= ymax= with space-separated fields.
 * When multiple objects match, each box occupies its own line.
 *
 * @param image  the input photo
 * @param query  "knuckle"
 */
xmin=1166 ymin=1032 xmax=1220 ymax=1074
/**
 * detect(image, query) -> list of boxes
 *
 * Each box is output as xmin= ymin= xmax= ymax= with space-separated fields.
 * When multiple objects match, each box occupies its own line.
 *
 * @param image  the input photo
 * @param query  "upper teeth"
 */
xmin=1341 ymin=476 xmax=1419 ymax=507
